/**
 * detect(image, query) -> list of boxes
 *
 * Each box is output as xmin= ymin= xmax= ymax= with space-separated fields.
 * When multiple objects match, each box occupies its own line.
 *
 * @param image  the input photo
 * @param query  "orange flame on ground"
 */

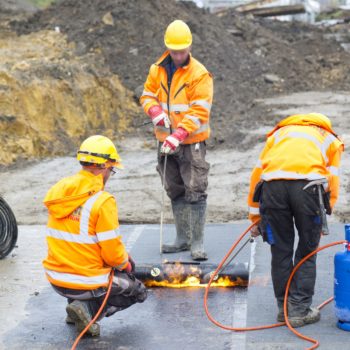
xmin=144 ymin=276 xmax=247 ymax=289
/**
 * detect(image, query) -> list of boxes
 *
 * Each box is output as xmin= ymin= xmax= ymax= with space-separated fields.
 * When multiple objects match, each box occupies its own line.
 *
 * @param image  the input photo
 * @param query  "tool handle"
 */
xmin=160 ymin=155 xmax=168 ymax=254
xmin=318 ymin=185 xmax=329 ymax=235
xmin=135 ymin=120 xmax=153 ymax=128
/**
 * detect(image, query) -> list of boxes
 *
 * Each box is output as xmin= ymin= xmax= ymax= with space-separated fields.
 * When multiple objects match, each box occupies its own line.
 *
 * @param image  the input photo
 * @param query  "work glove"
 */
xmin=124 ymin=261 xmax=133 ymax=273
xmin=161 ymin=127 xmax=189 ymax=154
xmin=128 ymin=255 xmax=136 ymax=272
xmin=148 ymin=105 xmax=170 ymax=128
xmin=250 ymin=223 xmax=260 ymax=238
xmin=123 ymin=255 xmax=135 ymax=274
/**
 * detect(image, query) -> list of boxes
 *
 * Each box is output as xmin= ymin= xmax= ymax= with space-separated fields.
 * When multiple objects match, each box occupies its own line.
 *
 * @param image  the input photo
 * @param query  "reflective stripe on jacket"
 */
xmin=42 ymin=170 xmax=128 ymax=290
xmin=248 ymin=114 xmax=344 ymax=222
xmin=140 ymin=51 xmax=213 ymax=144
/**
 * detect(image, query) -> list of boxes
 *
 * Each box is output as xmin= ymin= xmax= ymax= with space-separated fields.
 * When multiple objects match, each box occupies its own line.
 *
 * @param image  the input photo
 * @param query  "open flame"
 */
xmin=144 ymin=275 xmax=245 ymax=288
xmin=142 ymin=262 xmax=247 ymax=288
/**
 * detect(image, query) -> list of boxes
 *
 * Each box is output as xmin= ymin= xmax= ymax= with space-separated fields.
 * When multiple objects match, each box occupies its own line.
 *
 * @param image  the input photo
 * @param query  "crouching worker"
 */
xmin=42 ymin=135 xmax=147 ymax=336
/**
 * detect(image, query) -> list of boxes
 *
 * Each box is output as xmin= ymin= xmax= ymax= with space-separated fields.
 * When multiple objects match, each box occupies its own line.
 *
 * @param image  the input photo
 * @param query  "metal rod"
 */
xmin=218 ymin=236 xmax=252 ymax=275
xmin=160 ymin=154 xmax=168 ymax=254
xmin=135 ymin=120 xmax=153 ymax=128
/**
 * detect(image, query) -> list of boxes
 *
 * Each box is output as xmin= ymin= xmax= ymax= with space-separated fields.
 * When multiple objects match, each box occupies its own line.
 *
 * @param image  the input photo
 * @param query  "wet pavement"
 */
xmin=0 ymin=223 xmax=250 ymax=350
xmin=245 ymin=222 xmax=350 ymax=350
xmin=0 ymin=223 xmax=349 ymax=349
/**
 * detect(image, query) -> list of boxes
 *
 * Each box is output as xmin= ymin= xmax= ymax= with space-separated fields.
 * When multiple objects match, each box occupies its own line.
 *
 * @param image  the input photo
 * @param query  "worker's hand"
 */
xmin=122 ymin=255 xmax=135 ymax=274
xmin=128 ymin=255 xmax=135 ymax=272
xmin=148 ymin=105 xmax=170 ymax=128
xmin=250 ymin=224 xmax=260 ymax=238
xmin=161 ymin=128 xmax=189 ymax=154
xmin=124 ymin=261 xmax=133 ymax=274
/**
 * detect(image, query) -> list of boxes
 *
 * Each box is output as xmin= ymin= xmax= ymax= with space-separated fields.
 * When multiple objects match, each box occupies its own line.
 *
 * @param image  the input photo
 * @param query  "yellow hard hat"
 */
xmin=164 ymin=20 xmax=192 ymax=50
xmin=77 ymin=135 xmax=123 ymax=169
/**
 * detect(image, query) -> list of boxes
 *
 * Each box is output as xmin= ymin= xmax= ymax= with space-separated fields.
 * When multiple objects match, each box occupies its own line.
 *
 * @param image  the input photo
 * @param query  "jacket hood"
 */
xmin=44 ymin=170 xmax=104 ymax=219
xmin=267 ymin=113 xmax=340 ymax=138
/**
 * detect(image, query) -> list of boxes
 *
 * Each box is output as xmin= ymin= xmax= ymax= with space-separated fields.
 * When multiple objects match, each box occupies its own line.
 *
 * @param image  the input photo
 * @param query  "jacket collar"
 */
xmin=156 ymin=50 xmax=191 ymax=69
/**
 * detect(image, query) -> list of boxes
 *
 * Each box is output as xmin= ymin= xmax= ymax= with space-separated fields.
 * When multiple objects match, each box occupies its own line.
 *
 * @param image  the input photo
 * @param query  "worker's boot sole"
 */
xmin=161 ymin=243 xmax=190 ymax=253
xmin=66 ymin=302 xmax=100 ymax=337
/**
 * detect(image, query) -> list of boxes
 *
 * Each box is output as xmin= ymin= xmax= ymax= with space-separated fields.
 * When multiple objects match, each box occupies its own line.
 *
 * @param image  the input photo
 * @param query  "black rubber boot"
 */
xmin=276 ymin=301 xmax=286 ymax=322
xmin=277 ymin=307 xmax=285 ymax=322
xmin=162 ymin=199 xmax=191 ymax=253
xmin=190 ymin=202 xmax=208 ymax=261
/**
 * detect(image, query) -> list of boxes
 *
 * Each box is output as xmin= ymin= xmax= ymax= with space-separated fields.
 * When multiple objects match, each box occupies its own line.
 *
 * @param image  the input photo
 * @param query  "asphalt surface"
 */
xmin=0 ymin=223 xmax=349 ymax=349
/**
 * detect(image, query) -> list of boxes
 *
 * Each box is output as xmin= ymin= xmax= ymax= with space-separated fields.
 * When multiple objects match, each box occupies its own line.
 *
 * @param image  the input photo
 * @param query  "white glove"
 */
xmin=148 ymin=105 xmax=170 ymax=128
xmin=152 ymin=111 xmax=170 ymax=128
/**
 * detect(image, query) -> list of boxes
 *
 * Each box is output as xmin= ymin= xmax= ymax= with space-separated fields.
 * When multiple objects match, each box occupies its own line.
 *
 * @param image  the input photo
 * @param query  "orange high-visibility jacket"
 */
xmin=42 ymin=170 xmax=129 ymax=290
xmin=140 ymin=51 xmax=213 ymax=144
xmin=248 ymin=114 xmax=344 ymax=222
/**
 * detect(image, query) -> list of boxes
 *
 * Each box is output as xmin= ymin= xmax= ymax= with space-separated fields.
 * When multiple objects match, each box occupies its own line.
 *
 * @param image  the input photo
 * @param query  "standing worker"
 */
xmin=140 ymin=20 xmax=213 ymax=261
xmin=247 ymin=113 xmax=344 ymax=327
xmin=43 ymin=135 xmax=147 ymax=336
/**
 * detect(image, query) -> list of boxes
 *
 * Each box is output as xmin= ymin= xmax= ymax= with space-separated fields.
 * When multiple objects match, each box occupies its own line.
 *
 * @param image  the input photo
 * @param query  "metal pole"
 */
xmin=219 ymin=236 xmax=253 ymax=274
xmin=160 ymin=154 xmax=168 ymax=254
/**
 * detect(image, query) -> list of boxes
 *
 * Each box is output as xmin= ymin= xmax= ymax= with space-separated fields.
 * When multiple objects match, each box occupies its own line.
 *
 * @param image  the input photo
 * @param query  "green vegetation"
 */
xmin=28 ymin=0 xmax=55 ymax=9
xmin=316 ymin=9 xmax=350 ymax=21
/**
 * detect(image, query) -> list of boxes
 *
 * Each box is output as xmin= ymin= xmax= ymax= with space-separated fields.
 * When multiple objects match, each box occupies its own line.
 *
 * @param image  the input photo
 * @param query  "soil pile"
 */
xmin=0 ymin=26 xmax=138 ymax=165
xmin=12 ymin=0 xmax=350 ymax=147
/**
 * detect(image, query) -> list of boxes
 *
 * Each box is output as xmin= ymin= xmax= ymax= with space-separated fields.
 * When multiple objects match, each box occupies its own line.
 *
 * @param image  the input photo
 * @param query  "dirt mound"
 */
xmin=0 ymin=28 xmax=138 ymax=165
xmin=11 ymin=0 xmax=350 ymax=148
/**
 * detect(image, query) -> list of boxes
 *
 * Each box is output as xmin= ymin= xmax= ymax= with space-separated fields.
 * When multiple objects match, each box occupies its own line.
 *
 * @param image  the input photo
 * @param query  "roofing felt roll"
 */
xmin=133 ymin=262 xmax=249 ymax=288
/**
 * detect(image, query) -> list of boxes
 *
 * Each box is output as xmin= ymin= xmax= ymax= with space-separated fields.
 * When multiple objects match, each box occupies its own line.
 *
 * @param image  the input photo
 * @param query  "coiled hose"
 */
xmin=0 ymin=196 xmax=18 ymax=259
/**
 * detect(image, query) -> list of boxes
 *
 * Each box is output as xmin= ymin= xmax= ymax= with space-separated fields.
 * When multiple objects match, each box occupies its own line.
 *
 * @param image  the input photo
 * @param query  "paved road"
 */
xmin=0 ymin=223 xmax=348 ymax=349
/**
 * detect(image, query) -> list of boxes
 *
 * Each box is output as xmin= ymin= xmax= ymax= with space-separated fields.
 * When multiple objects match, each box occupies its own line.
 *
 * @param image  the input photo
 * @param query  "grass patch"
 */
xmin=316 ymin=9 xmax=349 ymax=21
xmin=28 ymin=0 xmax=56 ymax=9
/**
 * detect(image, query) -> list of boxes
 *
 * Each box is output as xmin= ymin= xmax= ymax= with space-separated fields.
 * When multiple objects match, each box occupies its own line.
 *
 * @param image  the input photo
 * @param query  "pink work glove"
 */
xmin=124 ymin=262 xmax=132 ymax=273
xmin=161 ymin=127 xmax=189 ymax=154
xmin=148 ymin=105 xmax=170 ymax=128
xmin=123 ymin=255 xmax=135 ymax=273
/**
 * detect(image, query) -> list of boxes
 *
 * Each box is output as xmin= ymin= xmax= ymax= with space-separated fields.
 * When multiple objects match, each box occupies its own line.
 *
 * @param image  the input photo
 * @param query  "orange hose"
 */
xmin=204 ymin=223 xmax=347 ymax=349
xmin=204 ymin=222 xmax=284 ymax=331
xmin=317 ymin=296 xmax=334 ymax=310
xmin=283 ymin=240 xmax=346 ymax=350
xmin=70 ymin=271 xmax=114 ymax=350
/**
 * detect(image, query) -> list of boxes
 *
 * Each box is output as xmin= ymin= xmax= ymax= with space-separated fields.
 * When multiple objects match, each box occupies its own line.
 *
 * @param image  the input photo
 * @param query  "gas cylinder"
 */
xmin=334 ymin=224 xmax=350 ymax=331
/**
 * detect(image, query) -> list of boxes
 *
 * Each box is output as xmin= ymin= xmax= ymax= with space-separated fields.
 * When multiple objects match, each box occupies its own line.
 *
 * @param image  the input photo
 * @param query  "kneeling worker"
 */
xmin=42 ymin=135 xmax=147 ymax=336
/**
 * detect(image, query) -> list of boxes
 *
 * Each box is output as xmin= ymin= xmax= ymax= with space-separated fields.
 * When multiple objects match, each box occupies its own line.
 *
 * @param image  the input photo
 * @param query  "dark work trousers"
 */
xmin=52 ymin=270 xmax=147 ymax=319
xmin=259 ymin=180 xmax=322 ymax=316
xmin=156 ymin=141 xmax=210 ymax=205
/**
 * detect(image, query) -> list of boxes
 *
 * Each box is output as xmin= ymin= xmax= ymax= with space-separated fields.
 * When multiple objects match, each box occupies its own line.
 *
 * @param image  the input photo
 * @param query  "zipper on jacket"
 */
xmin=167 ymin=80 xmax=171 ymax=117
xmin=167 ymin=75 xmax=173 ymax=133
xmin=160 ymin=81 xmax=172 ymax=132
